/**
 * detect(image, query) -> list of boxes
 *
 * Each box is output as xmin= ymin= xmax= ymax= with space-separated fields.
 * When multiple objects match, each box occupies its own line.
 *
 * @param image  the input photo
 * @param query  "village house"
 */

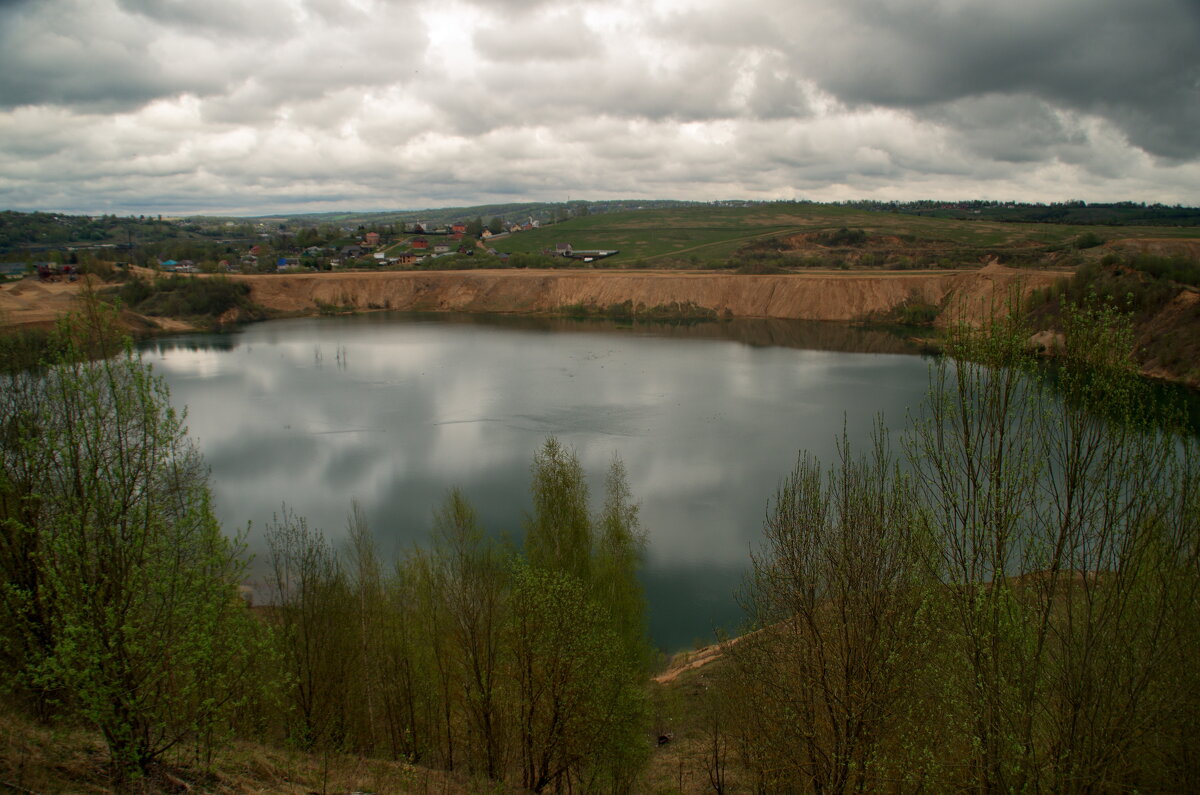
xmin=412 ymin=237 xmax=429 ymax=250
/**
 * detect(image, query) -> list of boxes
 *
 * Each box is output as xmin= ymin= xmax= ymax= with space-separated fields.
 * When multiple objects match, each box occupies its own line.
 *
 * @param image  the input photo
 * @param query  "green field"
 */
xmin=486 ymin=203 xmax=1200 ymax=268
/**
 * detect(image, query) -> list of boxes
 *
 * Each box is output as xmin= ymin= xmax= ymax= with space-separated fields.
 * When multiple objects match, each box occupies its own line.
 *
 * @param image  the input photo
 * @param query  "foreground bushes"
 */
xmin=262 ymin=441 xmax=652 ymax=792
xmin=715 ymin=302 xmax=1200 ymax=792
xmin=0 ymin=308 xmax=265 ymax=784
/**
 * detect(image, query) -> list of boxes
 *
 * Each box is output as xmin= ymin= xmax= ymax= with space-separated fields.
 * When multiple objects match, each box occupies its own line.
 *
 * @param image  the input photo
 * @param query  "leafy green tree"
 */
xmin=525 ymin=437 xmax=592 ymax=583
xmin=509 ymin=562 xmax=647 ymax=792
xmin=518 ymin=440 xmax=651 ymax=790
xmin=431 ymin=488 xmax=510 ymax=777
xmin=718 ymin=298 xmax=1200 ymax=791
xmin=727 ymin=425 xmax=933 ymax=792
xmin=264 ymin=508 xmax=352 ymax=753
xmin=0 ymin=308 xmax=262 ymax=783
xmin=593 ymin=456 xmax=652 ymax=673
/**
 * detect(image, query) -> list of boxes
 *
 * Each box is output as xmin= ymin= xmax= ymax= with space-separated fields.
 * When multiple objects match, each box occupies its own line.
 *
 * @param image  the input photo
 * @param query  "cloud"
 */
xmin=0 ymin=0 xmax=1197 ymax=214
xmin=759 ymin=0 xmax=1200 ymax=159
xmin=473 ymin=8 xmax=599 ymax=63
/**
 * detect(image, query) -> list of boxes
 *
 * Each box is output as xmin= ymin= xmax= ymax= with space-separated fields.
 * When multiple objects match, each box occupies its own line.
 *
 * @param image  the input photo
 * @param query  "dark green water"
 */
xmin=142 ymin=313 xmax=935 ymax=652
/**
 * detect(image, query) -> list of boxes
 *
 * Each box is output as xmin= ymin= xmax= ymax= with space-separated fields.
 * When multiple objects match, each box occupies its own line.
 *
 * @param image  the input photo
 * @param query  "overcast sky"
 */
xmin=1 ymin=0 xmax=1197 ymax=215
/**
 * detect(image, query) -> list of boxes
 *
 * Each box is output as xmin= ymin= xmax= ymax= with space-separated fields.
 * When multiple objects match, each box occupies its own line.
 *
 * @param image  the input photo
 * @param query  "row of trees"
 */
xmin=713 ymin=301 xmax=1200 ymax=792
xmin=263 ymin=440 xmax=651 ymax=791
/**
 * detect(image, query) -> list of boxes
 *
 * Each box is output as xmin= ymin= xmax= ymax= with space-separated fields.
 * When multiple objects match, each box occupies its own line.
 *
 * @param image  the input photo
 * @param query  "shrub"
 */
xmin=815 ymin=227 xmax=868 ymax=247
xmin=108 ymin=275 xmax=259 ymax=320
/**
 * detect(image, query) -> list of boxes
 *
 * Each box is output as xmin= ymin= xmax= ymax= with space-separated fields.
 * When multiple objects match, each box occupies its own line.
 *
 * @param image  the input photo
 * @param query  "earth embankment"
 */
xmin=235 ymin=263 xmax=1065 ymax=325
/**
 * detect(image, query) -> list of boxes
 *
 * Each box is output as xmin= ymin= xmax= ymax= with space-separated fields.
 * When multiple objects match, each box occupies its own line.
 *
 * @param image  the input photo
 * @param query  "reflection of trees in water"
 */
xmin=639 ymin=317 xmax=925 ymax=355
xmin=140 ymin=313 xmax=926 ymax=358
xmin=397 ymin=312 xmax=926 ymax=356
xmin=142 ymin=334 xmax=236 ymax=354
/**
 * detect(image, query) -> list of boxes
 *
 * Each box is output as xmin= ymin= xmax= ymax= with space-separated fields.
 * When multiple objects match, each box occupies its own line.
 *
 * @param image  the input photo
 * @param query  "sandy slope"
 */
xmin=0 ymin=265 xmax=1066 ymax=334
xmin=234 ymin=263 xmax=1065 ymax=325
xmin=0 ymin=278 xmax=89 ymax=328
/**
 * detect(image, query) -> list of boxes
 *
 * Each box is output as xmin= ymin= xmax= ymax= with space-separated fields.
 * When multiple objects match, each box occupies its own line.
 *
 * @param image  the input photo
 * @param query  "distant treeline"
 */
xmin=841 ymin=199 xmax=1200 ymax=226
xmin=0 ymin=210 xmax=181 ymax=251
xmin=5 ymin=198 xmax=1196 ymax=257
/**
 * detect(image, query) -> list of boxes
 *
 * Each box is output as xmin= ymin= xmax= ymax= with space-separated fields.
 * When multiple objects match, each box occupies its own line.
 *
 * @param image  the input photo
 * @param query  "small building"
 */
xmin=364 ymin=232 xmax=380 ymax=246
xmin=451 ymin=223 xmax=466 ymax=235
xmin=412 ymin=237 xmax=429 ymax=250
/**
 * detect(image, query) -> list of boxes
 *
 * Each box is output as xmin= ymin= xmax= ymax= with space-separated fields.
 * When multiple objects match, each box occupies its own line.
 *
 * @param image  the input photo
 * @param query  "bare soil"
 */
xmin=229 ymin=263 xmax=1066 ymax=326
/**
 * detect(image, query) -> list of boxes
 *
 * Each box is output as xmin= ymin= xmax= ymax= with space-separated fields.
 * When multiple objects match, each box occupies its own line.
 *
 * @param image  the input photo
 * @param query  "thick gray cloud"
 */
xmin=752 ymin=0 xmax=1200 ymax=158
xmin=0 ymin=0 xmax=1197 ymax=214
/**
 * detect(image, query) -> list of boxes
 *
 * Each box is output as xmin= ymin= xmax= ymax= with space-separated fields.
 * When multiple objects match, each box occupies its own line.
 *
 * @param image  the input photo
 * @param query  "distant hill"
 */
xmin=4 ymin=200 xmax=1199 ymax=267
xmin=842 ymin=199 xmax=1200 ymax=226
xmin=483 ymin=202 xmax=1200 ymax=269
xmin=235 ymin=199 xmax=701 ymax=230
xmin=0 ymin=210 xmax=183 ymax=253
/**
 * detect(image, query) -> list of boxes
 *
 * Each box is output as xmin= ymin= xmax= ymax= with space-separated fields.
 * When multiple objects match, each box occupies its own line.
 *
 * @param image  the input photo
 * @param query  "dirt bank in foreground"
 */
xmin=234 ymin=263 xmax=1065 ymax=324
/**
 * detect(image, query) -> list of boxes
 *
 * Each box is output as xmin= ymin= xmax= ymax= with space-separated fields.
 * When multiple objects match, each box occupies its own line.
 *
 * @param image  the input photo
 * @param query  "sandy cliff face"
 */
xmin=237 ymin=264 xmax=1065 ymax=325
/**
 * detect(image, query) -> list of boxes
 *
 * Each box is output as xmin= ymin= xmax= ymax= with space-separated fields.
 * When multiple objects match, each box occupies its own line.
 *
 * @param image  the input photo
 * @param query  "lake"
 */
xmin=142 ymin=313 xmax=935 ymax=652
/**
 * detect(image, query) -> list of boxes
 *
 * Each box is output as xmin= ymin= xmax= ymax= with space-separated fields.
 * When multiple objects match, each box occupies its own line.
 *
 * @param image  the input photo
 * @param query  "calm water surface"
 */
xmin=142 ymin=313 xmax=934 ymax=652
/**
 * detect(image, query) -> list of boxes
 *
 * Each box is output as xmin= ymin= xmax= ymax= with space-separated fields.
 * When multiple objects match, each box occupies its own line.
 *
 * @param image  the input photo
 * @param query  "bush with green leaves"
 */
xmin=109 ymin=274 xmax=259 ymax=320
xmin=0 ymin=307 xmax=265 ymax=784
xmin=715 ymin=300 xmax=1200 ymax=792
xmin=261 ymin=440 xmax=651 ymax=791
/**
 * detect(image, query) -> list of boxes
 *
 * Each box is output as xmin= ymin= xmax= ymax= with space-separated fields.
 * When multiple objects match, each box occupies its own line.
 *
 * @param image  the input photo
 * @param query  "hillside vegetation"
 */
xmin=485 ymin=202 xmax=1200 ymax=269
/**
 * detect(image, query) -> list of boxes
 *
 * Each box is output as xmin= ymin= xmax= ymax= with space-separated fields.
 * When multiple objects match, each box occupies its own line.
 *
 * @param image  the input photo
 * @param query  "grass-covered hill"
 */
xmin=484 ymin=202 xmax=1200 ymax=269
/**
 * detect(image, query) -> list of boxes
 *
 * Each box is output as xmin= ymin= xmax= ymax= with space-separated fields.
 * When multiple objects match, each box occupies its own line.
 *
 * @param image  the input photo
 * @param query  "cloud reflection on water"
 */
xmin=144 ymin=313 xmax=933 ymax=651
